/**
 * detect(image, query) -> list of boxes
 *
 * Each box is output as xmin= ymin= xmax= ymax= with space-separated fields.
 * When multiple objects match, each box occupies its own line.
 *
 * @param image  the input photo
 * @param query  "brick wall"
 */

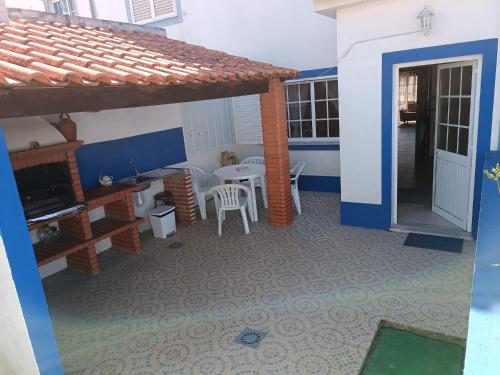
xmin=260 ymin=78 xmax=293 ymax=227
xmin=163 ymin=170 xmax=197 ymax=224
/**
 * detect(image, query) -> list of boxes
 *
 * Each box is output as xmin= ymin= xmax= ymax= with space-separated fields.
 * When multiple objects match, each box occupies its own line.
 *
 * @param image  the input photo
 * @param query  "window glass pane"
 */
xmin=287 ymin=84 xmax=299 ymax=102
xmin=316 ymin=120 xmax=328 ymax=137
xmin=458 ymin=128 xmax=469 ymax=156
xmin=449 ymin=98 xmax=459 ymax=125
xmin=328 ymin=100 xmax=339 ymax=119
xmin=437 ymin=125 xmax=447 ymax=150
xmin=462 ymin=66 xmax=472 ymax=95
xmin=301 ymin=102 xmax=311 ymax=120
xmin=315 ymin=101 xmax=327 ymax=119
xmin=289 ymin=122 xmax=301 ymax=138
xmin=314 ymin=81 xmax=327 ymax=100
xmin=327 ymin=80 xmax=338 ymax=99
xmin=299 ymin=84 xmax=311 ymax=101
xmin=460 ymin=98 xmax=470 ymax=126
xmin=288 ymin=103 xmax=300 ymax=121
xmin=302 ymin=121 xmax=313 ymax=138
xmin=439 ymin=98 xmax=448 ymax=124
xmin=450 ymin=67 xmax=461 ymax=95
xmin=329 ymin=120 xmax=340 ymax=138
xmin=440 ymin=69 xmax=450 ymax=95
xmin=447 ymin=126 xmax=458 ymax=153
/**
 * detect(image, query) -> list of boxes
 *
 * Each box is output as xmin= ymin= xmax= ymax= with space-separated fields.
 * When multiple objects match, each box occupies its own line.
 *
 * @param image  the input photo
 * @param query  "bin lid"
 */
xmin=148 ymin=205 xmax=175 ymax=216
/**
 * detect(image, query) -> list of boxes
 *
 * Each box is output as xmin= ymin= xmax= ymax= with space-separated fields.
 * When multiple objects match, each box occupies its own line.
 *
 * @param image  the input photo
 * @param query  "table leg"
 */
xmin=260 ymin=174 xmax=268 ymax=209
xmin=249 ymin=178 xmax=258 ymax=222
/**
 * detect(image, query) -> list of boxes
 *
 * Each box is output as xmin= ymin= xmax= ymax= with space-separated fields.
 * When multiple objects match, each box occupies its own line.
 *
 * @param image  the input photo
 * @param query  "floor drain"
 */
xmin=168 ymin=242 xmax=184 ymax=249
xmin=235 ymin=328 xmax=268 ymax=349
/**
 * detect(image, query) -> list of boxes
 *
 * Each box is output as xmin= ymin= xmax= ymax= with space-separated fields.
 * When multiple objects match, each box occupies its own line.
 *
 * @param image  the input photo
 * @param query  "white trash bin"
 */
xmin=148 ymin=205 xmax=176 ymax=238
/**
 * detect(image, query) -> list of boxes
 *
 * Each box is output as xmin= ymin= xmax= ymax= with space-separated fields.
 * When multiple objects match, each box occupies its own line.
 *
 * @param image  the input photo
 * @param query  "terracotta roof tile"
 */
xmin=0 ymin=16 xmax=298 ymax=88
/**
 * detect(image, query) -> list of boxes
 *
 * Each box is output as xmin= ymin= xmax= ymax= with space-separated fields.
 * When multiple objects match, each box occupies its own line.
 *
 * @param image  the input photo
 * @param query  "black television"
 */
xmin=14 ymin=162 xmax=77 ymax=220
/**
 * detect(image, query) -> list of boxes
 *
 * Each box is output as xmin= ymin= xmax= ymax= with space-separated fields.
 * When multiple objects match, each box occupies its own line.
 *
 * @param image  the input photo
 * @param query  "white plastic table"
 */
xmin=213 ymin=164 xmax=267 ymax=222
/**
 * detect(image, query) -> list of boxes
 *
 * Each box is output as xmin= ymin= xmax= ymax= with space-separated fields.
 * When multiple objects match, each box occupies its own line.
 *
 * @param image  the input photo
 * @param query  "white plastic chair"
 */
xmin=209 ymin=184 xmax=253 ymax=236
xmin=240 ymin=156 xmax=267 ymax=208
xmin=290 ymin=161 xmax=306 ymax=215
xmin=241 ymin=156 xmax=265 ymax=166
xmin=188 ymin=166 xmax=219 ymax=220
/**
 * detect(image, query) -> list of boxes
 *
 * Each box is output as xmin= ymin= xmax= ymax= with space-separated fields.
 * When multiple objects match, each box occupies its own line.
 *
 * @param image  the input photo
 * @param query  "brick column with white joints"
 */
xmin=260 ymin=77 xmax=293 ymax=227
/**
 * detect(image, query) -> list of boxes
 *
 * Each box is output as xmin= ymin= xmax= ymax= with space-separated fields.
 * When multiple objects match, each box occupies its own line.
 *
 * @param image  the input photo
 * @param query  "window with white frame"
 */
xmin=48 ymin=0 xmax=78 ymax=15
xmin=130 ymin=0 xmax=177 ymax=24
xmin=285 ymin=78 xmax=339 ymax=140
xmin=399 ymin=71 xmax=418 ymax=110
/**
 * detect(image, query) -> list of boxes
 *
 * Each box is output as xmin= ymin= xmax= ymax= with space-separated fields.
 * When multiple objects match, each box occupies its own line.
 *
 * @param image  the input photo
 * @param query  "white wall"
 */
xmin=166 ymin=0 xmax=337 ymax=71
xmin=0 ymin=236 xmax=40 ymax=375
xmin=336 ymin=0 xmax=500 ymax=204
xmin=5 ymin=0 xmax=44 ymax=11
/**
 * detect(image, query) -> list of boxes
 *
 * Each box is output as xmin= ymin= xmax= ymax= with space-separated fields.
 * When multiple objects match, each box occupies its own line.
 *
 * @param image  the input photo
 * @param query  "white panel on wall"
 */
xmin=231 ymin=95 xmax=263 ymax=145
xmin=180 ymin=98 xmax=232 ymax=155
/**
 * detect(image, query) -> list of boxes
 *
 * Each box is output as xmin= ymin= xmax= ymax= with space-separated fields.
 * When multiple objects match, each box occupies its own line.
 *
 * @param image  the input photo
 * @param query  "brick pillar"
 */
xmin=163 ymin=170 xmax=197 ymax=224
xmin=260 ymin=77 xmax=293 ymax=227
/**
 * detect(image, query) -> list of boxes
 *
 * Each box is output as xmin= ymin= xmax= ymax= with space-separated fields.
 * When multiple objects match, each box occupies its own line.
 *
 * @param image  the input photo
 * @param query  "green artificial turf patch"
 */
xmin=360 ymin=321 xmax=465 ymax=375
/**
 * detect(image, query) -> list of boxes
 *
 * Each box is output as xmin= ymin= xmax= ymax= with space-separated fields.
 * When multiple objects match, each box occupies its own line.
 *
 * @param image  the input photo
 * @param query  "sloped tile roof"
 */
xmin=0 ymin=18 xmax=298 ymax=88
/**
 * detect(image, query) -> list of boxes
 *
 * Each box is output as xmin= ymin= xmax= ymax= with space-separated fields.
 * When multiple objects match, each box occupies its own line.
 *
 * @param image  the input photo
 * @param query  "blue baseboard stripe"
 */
xmin=340 ymin=201 xmax=391 ymax=230
xmin=298 ymin=175 xmax=340 ymax=193
xmin=289 ymin=143 xmax=340 ymax=151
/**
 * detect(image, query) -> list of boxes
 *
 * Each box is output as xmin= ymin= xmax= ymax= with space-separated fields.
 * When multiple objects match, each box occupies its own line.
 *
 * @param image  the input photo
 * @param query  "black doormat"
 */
xmin=404 ymin=233 xmax=463 ymax=253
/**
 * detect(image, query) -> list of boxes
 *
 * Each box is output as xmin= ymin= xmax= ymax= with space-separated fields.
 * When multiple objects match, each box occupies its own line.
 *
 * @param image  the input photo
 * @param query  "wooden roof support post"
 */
xmin=260 ymin=77 xmax=293 ymax=227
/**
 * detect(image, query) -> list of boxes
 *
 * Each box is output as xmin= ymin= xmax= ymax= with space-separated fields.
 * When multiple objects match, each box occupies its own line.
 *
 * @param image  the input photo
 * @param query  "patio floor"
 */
xmin=42 ymin=192 xmax=475 ymax=374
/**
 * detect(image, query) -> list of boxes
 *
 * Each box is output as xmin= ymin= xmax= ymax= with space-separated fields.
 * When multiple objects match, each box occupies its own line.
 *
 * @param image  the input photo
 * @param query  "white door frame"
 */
xmin=391 ymin=54 xmax=483 ymax=233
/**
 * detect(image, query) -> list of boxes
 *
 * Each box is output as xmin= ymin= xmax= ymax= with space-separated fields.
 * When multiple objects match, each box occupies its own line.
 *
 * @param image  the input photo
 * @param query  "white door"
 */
xmin=432 ymin=62 xmax=477 ymax=230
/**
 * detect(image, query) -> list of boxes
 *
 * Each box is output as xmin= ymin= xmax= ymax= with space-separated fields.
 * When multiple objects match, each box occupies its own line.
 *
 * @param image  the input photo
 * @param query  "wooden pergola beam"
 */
xmin=0 ymin=80 xmax=269 ymax=118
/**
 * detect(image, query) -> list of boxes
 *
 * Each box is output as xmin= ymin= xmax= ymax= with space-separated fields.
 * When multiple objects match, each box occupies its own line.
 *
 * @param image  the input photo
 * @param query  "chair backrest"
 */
xmin=241 ymin=156 xmax=265 ymax=166
xmin=188 ymin=166 xmax=208 ymax=194
xmin=291 ymin=161 xmax=306 ymax=183
xmin=209 ymin=184 xmax=250 ymax=210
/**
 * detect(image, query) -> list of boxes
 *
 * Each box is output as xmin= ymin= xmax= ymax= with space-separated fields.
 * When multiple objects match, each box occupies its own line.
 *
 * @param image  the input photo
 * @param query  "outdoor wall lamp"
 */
xmin=417 ymin=7 xmax=434 ymax=36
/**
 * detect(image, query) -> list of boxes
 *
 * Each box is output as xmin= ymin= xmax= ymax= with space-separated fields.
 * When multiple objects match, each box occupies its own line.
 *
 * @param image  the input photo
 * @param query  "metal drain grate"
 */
xmin=168 ymin=242 xmax=184 ymax=249
xmin=235 ymin=328 xmax=268 ymax=349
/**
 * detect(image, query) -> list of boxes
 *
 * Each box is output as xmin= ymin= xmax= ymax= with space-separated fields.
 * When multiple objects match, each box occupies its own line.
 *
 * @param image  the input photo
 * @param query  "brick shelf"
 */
xmin=90 ymin=217 xmax=144 ymax=243
xmin=28 ymin=209 xmax=87 ymax=231
xmin=34 ymin=235 xmax=88 ymax=266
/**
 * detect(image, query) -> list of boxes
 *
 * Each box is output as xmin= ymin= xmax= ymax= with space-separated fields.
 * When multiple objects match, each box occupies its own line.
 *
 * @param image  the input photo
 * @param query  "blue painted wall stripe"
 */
xmin=342 ymin=38 xmax=498 ymax=235
xmin=288 ymin=66 xmax=338 ymax=81
xmin=289 ymin=143 xmax=340 ymax=151
xmin=464 ymin=151 xmax=500 ymax=374
xmin=76 ymin=127 xmax=187 ymax=189
xmin=0 ymin=126 xmax=63 ymax=374
xmin=298 ymin=175 xmax=341 ymax=192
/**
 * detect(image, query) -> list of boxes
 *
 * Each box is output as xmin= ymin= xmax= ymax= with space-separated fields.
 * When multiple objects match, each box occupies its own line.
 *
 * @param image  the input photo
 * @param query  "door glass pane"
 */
xmin=327 ymin=80 xmax=338 ymax=99
xmin=314 ymin=81 xmax=327 ymax=100
xmin=289 ymin=103 xmax=300 ymax=120
xmin=287 ymin=85 xmax=299 ymax=102
xmin=450 ymin=67 xmax=461 ymax=95
xmin=460 ymin=98 xmax=471 ymax=126
xmin=440 ymin=69 xmax=450 ymax=95
xmin=315 ymin=101 xmax=327 ymax=119
xmin=302 ymin=121 xmax=313 ymax=137
xmin=301 ymin=102 xmax=311 ymax=120
xmin=458 ymin=128 xmax=469 ymax=156
xmin=439 ymin=98 xmax=449 ymax=124
xmin=299 ymin=84 xmax=311 ymax=101
xmin=447 ymin=126 xmax=458 ymax=153
xmin=329 ymin=120 xmax=340 ymax=137
xmin=437 ymin=125 xmax=447 ymax=150
xmin=316 ymin=120 xmax=328 ymax=137
xmin=289 ymin=121 xmax=301 ymax=138
xmin=462 ymin=66 xmax=472 ymax=95
xmin=449 ymin=98 xmax=460 ymax=125
xmin=328 ymin=100 xmax=339 ymax=118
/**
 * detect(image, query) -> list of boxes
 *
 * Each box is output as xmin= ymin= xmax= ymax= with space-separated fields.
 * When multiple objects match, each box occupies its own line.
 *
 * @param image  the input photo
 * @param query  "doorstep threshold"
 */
xmin=391 ymin=223 xmax=473 ymax=241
